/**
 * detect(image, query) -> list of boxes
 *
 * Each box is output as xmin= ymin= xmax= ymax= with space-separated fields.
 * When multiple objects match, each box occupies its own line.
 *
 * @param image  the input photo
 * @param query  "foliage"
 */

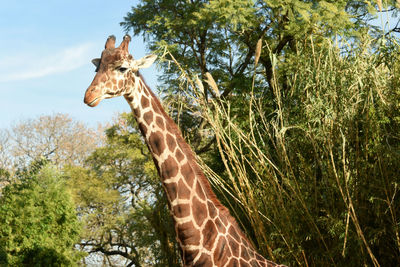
xmin=0 ymin=129 xmax=11 ymax=172
xmin=206 ymin=37 xmax=400 ymax=266
xmin=122 ymin=0 xmax=400 ymax=266
xmin=120 ymin=0 xmax=391 ymax=158
xmin=66 ymin=113 xmax=180 ymax=266
xmin=151 ymin=31 xmax=400 ymax=267
xmin=0 ymin=160 xmax=83 ymax=266
xmin=4 ymin=113 xmax=103 ymax=171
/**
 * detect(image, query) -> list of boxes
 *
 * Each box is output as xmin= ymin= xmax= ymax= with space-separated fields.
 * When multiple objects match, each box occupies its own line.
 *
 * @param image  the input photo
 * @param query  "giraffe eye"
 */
xmin=117 ymin=67 xmax=128 ymax=73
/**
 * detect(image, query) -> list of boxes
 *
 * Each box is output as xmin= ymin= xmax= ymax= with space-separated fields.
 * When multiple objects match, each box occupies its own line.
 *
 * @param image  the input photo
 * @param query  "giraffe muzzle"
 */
xmin=87 ymin=97 xmax=100 ymax=107
xmin=84 ymin=91 xmax=101 ymax=107
xmin=84 ymin=84 xmax=103 ymax=107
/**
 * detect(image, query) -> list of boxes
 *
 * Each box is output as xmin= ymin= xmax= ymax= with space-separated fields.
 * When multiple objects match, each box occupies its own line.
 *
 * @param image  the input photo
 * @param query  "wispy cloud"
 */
xmin=0 ymin=43 xmax=95 ymax=82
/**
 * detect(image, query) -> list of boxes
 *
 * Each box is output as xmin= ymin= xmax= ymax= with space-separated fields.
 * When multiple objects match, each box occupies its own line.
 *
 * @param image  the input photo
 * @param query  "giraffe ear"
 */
xmin=131 ymin=55 xmax=157 ymax=70
xmin=91 ymin=58 xmax=101 ymax=68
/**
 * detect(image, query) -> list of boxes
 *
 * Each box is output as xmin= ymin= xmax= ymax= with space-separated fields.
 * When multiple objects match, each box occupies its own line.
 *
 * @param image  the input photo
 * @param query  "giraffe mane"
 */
xmin=137 ymin=72 xmax=221 ymax=202
xmin=137 ymin=72 xmax=255 ymax=249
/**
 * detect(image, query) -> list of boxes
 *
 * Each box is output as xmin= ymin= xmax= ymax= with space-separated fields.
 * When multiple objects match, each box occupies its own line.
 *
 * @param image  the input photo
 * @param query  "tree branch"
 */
xmin=195 ymin=136 xmax=216 ymax=155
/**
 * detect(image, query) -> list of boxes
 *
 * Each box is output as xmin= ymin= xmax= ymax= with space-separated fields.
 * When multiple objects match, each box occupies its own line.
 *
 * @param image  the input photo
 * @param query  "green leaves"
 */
xmin=121 ymin=0 xmax=400 ymax=265
xmin=199 ymin=0 xmax=257 ymax=28
xmin=66 ymin=113 xmax=180 ymax=266
xmin=0 ymin=164 xmax=82 ymax=266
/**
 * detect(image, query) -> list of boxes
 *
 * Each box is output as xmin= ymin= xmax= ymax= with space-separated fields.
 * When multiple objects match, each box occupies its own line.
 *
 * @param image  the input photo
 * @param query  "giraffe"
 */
xmin=84 ymin=35 xmax=286 ymax=267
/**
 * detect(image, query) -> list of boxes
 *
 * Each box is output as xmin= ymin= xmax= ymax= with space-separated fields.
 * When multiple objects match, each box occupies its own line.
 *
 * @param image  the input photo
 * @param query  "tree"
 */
xmin=7 ymin=113 xmax=103 ymax=169
xmin=121 ymin=1 xmax=399 ymax=151
xmin=0 ymin=129 xmax=11 ymax=189
xmin=122 ymin=0 xmax=356 ymax=117
xmin=0 ymin=129 xmax=11 ymax=171
xmin=0 ymin=160 xmax=83 ymax=266
xmin=121 ymin=1 xmax=400 ymax=265
xmin=66 ymin=113 xmax=180 ymax=266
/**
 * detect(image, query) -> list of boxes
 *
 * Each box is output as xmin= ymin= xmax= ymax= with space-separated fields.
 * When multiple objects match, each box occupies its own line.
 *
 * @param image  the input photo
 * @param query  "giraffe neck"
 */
xmin=123 ymin=74 xmax=278 ymax=266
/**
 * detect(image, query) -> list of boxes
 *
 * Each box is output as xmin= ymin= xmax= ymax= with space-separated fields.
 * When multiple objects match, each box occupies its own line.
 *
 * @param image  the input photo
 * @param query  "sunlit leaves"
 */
xmin=0 ymin=164 xmax=82 ymax=266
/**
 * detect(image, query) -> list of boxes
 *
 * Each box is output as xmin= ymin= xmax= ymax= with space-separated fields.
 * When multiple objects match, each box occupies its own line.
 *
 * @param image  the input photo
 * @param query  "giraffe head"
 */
xmin=84 ymin=34 xmax=157 ymax=107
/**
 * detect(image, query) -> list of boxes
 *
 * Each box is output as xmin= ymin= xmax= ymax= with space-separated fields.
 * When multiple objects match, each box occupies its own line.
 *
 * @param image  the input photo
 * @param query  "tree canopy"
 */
xmin=5 ymin=113 xmax=103 ymax=171
xmin=0 ymin=161 xmax=82 ymax=266
xmin=66 ymin=113 xmax=180 ymax=266
xmin=121 ymin=0 xmax=400 ymax=266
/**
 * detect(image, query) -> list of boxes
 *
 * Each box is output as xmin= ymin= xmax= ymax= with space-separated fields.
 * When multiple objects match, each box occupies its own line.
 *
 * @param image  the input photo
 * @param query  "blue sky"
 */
xmin=0 ymin=1 xmax=397 ymax=131
xmin=0 ymin=0 xmax=158 ymax=129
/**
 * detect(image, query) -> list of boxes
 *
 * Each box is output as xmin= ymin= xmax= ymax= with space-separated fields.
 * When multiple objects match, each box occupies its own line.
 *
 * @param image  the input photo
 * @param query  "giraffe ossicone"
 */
xmin=83 ymin=34 xmax=286 ymax=267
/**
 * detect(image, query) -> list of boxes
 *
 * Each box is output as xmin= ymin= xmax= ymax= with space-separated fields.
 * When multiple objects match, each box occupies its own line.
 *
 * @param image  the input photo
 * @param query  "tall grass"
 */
xmin=161 ymin=35 xmax=400 ymax=266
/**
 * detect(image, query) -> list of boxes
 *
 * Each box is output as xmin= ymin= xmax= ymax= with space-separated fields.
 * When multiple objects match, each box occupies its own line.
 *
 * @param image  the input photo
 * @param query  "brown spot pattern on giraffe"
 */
xmin=213 ymin=236 xmax=231 ymax=266
xmin=208 ymin=201 xmax=218 ymax=219
xmin=151 ymin=156 xmax=161 ymax=176
xmin=156 ymin=116 xmax=165 ymax=130
xmin=248 ymin=247 xmax=255 ymax=258
xmin=241 ymin=245 xmax=250 ymax=261
xmin=151 ymin=98 xmax=161 ymax=114
xmin=184 ymin=249 xmax=199 ymax=264
xmin=133 ymin=107 xmax=141 ymax=118
xmin=148 ymin=131 xmax=165 ymax=156
xmin=138 ymin=122 xmax=147 ymax=136
xmin=177 ymin=221 xmax=200 ymax=246
xmin=195 ymin=253 xmax=212 ymax=266
xmin=202 ymin=220 xmax=218 ymax=250
xmin=124 ymin=94 xmax=133 ymax=102
xmin=177 ymin=179 xmax=191 ymax=200
xmin=228 ymin=258 xmax=239 ymax=267
xmin=141 ymin=95 xmax=149 ymax=108
xmin=173 ymin=203 xmax=191 ymax=218
xmin=192 ymin=196 xmax=207 ymax=227
xmin=166 ymin=133 xmax=176 ymax=151
xmin=127 ymin=80 xmax=133 ymax=88
xmin=164 ymin=182 xmax=177 ymax=201
xmin=215 ymin=218 xmax=226 ymax=233
xmin=242 ymin=238 xmax=250 ymax=248
xmin=219 ymin=210 xmax=229 ymax=226
xmin=195 ymin=181 xmax=206 ymax=201
xmin=143 ymin=111 xmax=153 ymax=125
xmin=175 ymin=149 xmax=185 ymax=162
xmin=229 ymin=225 xmax=241 ymax=242
xmin=166 ymin=120 xmax=175 ymax=133
xmin=161 ymin=156 xmax=179 ymax=180
xmin=255 ymin=253 xmax=264 ymax=261
xmin=228 ymin=236 xmax=240 ymax=258
xmin=240 ymin=259 xmax=251 ymax=267
xmin=180 ymin=162 xmax=194 ymax=187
